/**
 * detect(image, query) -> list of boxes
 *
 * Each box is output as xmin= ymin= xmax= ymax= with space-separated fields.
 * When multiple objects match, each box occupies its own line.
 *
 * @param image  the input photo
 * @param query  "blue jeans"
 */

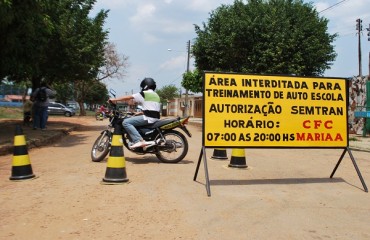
xmin=122 ymin=115 xmax=149 ymax=143
xmin=33 ymin=105 xmax=48 ymax=129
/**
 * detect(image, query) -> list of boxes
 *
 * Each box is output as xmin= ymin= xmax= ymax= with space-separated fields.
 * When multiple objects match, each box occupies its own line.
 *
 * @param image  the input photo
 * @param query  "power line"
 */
xmin=319 ymin=0 xmax=348 ymax=13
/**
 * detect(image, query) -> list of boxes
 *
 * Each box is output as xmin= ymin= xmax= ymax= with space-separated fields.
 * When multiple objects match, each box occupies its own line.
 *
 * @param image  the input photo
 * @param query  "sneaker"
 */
xmin=129 ymin=141 xmax=146 ymax=149
xmin=145 ymin=141 xmax=155 ymax=146
xmin=143 ymin=141 xmax=156 ymax=150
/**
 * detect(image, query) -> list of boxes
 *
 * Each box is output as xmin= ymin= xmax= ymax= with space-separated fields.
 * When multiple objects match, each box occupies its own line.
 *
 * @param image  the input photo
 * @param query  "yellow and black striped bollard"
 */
xmin=228 ymin=148 xmax=248 ymax=169
xmin=102 ymin=124 xmax=129 ymax=184
xmin=211 ymin=148 xmax=228 ymax=160
xmin=9 ymin=125 xmax=36 ymax=180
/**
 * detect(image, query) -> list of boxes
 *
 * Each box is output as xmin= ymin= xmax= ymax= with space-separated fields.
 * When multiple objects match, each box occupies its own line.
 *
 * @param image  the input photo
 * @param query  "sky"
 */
xmin=92 ymin=0 xmax=370 ymax=97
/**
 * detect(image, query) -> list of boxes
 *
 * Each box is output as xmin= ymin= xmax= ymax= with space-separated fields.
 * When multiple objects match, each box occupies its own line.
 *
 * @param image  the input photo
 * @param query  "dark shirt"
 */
xmin=32 ymin=87 xmax=56 ymax=107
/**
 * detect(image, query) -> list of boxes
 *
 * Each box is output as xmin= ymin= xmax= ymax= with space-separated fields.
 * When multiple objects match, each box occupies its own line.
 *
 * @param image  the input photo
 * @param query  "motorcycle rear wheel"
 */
xmin=155 ymin=130 xmax=188 ymax=163
xmin=91 ymin=131 xmax=111 ymax=162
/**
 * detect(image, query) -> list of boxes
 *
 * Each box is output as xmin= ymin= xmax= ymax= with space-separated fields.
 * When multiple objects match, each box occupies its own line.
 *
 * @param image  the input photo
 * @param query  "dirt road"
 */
xmin=1 ymin=117 xmax=370 ymax=239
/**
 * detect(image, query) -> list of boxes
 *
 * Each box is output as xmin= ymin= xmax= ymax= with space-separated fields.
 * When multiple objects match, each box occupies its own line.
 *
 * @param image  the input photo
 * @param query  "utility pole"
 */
xmin=356 ymin=18 xmax=363 ymax=77
xmin=367 ymin=24 xmax=370 ymax=76
xmin=184 ymin=40 xmax=190 ymax=117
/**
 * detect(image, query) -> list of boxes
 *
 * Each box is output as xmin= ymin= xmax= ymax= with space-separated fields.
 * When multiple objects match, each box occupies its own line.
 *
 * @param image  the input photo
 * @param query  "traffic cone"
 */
xmin=9 ymin=125 xmax=36 ymax=180
xmin=102 ymin=124 xmax=129 ymax=184
xmin=211 ymin=148 xmax=228 ymax=160
xmin=228 ymin=148 xmax=248 ymax=169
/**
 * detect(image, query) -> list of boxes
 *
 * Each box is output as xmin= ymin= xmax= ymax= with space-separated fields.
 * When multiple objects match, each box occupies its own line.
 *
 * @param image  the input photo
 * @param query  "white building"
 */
xmin=166 ymin=94 xmax=203 ymax=118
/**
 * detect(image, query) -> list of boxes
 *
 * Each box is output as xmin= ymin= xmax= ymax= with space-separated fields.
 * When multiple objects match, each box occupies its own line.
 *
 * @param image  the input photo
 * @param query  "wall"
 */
xmin=166 ymin=94 xmax=202 ymax=117
xmin=348 ymin=75 xmax=369 ymax=134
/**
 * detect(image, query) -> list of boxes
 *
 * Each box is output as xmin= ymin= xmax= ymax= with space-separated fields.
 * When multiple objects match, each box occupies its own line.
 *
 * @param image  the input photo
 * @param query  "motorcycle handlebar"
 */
xmin=107 ymin=99 xmax=135 ymax=118
xmin=107 ymin=100 xmax=116 ymax=107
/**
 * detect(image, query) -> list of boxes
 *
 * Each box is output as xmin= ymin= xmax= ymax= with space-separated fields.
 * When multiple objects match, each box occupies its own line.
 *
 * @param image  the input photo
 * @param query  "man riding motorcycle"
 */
xmin=109 ymin=77 xmax=161 ymax=149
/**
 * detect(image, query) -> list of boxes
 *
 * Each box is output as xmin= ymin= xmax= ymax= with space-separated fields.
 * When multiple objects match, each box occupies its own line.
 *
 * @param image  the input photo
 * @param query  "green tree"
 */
xmin=0 ymin=0 xmax=54 ymax=85
xmin=57 ymin=0 xmax=109 ymax=115
xmin=192 ymin=0 xmax=337 ymax=76
xmin=53 ymin=82 xmax=75 ymax=104
xmin=0 ymin=1 xmax=110 ymax=91
xmin=52 ymin=80 xmax=108 ymax=107
xmin=84 ymin=80 xmax=109 ymax=106
xmin=156 ymin=85 xmax=179 ymax=105
xmin=182 ymin=69 xmax=203 ymax=93
xmin=0 ymin=0 xmax=129 ymax=116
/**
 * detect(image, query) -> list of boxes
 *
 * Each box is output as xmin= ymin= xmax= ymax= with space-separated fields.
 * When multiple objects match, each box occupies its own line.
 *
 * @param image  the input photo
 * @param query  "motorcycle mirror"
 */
xmin=109 ymin=89 xmax=116 ymax=98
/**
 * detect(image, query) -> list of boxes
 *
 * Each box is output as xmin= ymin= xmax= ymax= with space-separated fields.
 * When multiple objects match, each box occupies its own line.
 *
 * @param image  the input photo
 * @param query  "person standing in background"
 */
xmin=31 ymin=82 xmax=56 ymax=130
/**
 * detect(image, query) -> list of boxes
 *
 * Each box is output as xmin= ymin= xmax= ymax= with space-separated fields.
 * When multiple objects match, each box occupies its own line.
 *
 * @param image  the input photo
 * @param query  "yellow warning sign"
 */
xmin=203 ymin=72 xmax=348 ymax=148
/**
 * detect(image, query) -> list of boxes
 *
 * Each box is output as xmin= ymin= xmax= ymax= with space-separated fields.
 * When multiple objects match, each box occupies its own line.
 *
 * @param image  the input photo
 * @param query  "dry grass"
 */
xmin=0 ymin=107 xmax=23 ymax=119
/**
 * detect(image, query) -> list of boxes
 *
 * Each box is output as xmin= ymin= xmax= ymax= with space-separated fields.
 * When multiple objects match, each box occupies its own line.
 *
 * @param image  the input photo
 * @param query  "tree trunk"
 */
xmin=78 ymin=101 xmax=86 ymax=116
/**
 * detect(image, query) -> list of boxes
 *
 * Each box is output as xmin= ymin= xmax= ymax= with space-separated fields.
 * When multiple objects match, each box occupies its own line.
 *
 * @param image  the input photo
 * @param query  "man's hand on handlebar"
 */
xmin=133 ymin=111 xmax=143 ymax=116
xmin=107 ymin=99 xmax=117 ymax=106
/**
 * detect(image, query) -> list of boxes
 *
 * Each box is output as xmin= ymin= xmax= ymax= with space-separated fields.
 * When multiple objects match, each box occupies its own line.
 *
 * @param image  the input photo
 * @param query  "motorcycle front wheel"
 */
xmin=155 ymin=130 xmax=188 ymax=163
xmin=91 ymin=130 xmax=111 ymax=162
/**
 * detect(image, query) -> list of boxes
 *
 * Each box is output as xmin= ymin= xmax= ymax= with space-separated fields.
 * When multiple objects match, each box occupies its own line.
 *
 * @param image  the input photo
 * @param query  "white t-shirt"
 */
xmin=132 ymin=89 xmax=161 ymax=123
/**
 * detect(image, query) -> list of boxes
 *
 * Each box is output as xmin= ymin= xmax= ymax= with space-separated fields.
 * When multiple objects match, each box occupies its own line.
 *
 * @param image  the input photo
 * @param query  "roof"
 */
xmin=4 ymin=95 xmax=30 ymax=102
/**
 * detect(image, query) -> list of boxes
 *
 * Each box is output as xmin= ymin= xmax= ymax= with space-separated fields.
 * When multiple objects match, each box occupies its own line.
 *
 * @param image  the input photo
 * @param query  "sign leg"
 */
xmin=330 ymin=148 xmax=347 ymax=178
xmin=193 ymin=147 xmax=211 ymax=196
xmin=194 ymin=148 xmax=203 ymax=181
xmin=347 ymin=148 xmax=368 ymax=192
xmin=202 ymin=146 xmax=211 ymax=196
xmin=331 ymin=147 xmax=368 ymax=192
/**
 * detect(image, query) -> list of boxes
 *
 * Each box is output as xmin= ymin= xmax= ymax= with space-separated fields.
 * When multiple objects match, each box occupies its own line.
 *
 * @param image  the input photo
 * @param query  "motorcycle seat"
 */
xmin=144 ymin=118 xmax=178 ymax=129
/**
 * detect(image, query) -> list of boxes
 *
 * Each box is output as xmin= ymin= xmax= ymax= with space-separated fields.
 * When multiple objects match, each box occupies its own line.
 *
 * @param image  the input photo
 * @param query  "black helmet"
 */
xmin=140 ymin=78 xmax=156 ymax=91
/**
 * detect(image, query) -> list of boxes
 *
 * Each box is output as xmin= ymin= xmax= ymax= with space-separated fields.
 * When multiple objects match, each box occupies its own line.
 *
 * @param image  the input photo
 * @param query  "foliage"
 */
xmin=1 ymin=1 xmax=99 ymax=86
xmin=156 ymin=85 xmax=179 ymax=104
xmin=0 ymin=0 xmax=130 ymax=116
xmin=56 ymin=0 xmax=109 ymax=83
xmin=0 ymin=82 xmax=28 ymax=95
xmin=55 ymin=0 xmax=109 ymax=116
xmin=84 ymin=80 xmax=109 ymax=105
xmin=50 ymin=80 xmax=108 ymax=107
xmin=182 ymin=69 xmax=203 ymax=93
xmin=53 ymin=82 xmax=75 ymax=104
xmin=192 ymin=0 xmax=337 ymax=76
xmin=0 ymin=0 xmax=54 ymax=84
xmin=0 ymin=1 xmax=110 ymax=84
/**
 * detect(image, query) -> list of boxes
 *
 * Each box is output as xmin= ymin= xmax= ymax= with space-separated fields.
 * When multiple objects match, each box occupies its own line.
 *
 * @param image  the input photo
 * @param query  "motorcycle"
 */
xmin=91 ymin=101 xmax=192 ymax=163
xmin=95 ymin=109 xmax=110 ymax=121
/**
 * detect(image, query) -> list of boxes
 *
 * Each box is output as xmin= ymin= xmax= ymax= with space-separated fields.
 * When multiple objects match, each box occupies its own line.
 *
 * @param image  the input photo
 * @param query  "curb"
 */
xmin=0 ymin=126 xmax=75 ymax=156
